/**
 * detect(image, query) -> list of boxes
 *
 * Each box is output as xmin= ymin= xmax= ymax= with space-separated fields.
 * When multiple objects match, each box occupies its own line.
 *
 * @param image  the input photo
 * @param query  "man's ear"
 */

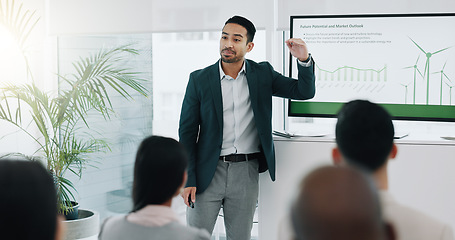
xmin=389 ymin=143 xmax=398 ymax=159
xmin=55 ymin=215 xmax=66 ymax=240
xmin=384 ymin=222 xmax=396 ymax=240
xmin=246 ymin=42 xmax=254 ymax=52
xmin=332 ymin=147 xmax=343 ymax=166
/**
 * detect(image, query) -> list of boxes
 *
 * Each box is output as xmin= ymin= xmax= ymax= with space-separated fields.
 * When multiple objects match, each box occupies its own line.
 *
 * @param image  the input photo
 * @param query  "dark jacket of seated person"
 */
xmin=98 ymin=136 xmax=210 ymax=240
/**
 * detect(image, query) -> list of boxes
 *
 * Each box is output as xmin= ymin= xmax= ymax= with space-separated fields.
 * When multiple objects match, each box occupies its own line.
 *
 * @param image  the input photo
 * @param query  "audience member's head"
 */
xmin=291 ymin=166 xmax=395 ymax=240
xmin=0 ymin=160 xmax=65 ymax=240
xmin=333 ymin=100 xmax=396 ymax=172
xmin=224 ymin=15 xmax=256 ymax=43
xmin=132 ymin=135 xmax=188 ymax=211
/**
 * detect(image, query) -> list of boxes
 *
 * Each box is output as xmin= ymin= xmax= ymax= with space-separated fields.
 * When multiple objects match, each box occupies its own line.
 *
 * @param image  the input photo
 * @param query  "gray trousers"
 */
xmin=187 ymin=159 xmax=259 ymax=240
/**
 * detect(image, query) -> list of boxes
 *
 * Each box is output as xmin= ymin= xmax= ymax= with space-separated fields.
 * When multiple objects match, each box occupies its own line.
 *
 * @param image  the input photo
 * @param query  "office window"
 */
xmin=57 ymin=34 xmax=153 ymax=220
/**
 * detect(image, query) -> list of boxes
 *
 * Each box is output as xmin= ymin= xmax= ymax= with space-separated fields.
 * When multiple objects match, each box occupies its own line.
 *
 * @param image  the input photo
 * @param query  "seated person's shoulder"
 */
xmin=166 ymin=222 xmax=211 ymax=240
xmin=98 ymin=215 xmax=127 ymax=239
xmin=382 ymin=196 xmax=454 ymax=239
xmin=101 ymin=215 xmax=125 ymax=228
xmin=99 ymin=216 xmax=210 ymax=240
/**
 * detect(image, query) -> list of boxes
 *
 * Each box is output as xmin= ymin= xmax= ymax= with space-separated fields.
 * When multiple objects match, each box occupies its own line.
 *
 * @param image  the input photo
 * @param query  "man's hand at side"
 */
xmin=285 ymin=38 xmax=310 ymax=62
xmin=181 ymin=187 xmax=197 ymax=207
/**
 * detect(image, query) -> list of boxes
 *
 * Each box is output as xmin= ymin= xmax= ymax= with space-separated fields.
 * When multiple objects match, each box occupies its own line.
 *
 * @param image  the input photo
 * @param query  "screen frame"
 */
xmin=288 ymin=13 xmax=455 ymax=122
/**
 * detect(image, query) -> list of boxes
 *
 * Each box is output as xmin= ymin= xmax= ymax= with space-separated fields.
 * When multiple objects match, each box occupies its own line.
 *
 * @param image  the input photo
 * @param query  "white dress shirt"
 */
xmin=219 ymin=61 xmax=260 ymax=156
xmin=379 ymin=190 xmax=454 ymax=240
xmin=218 ymin=58 xmax=312 ymax=157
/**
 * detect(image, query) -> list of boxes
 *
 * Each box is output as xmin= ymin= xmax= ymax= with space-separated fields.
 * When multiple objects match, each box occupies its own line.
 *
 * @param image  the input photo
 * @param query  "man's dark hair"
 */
xmin=0 ymin=160 xmax=58 ymax=240
xmin=335 ymin=100 xmax=395 ymax=172
xmin=132 ymin=135 xmax=188 ymax=211
xmin=225 ymin=15 xmax=256 ymax=43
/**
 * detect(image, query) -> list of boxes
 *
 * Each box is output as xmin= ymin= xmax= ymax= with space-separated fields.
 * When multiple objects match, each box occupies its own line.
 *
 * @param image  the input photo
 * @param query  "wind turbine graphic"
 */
xmin=403 ymin=55 xmax=423 ymax=104
xmin=400 ymin=80 xmax=413 ymax=104
xmin=432 ymin=61 xmax=450 ymax=105
xmin=444 ymin=80 xmax=454 ymax=105
xmin=409 ymin=38 xmax=451 ymax=104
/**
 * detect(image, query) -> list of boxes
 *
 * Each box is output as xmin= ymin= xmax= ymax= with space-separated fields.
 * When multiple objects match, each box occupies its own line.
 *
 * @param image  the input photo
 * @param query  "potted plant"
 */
xmin=0 ymin=44 xmax=149 ymax=212
xmin=1 ymin=46 xmax=149 ymax=238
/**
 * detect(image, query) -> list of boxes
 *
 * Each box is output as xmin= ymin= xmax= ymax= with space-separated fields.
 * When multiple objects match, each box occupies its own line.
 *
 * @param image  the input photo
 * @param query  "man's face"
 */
xmin=220 ymin=23 xmax=254 ymax=63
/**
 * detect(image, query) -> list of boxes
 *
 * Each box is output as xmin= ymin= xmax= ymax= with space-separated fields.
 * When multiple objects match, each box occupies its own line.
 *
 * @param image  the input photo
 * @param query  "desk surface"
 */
xmin=273 ymin=135 xmax=455 ymax=146
xmin=283 ymin=119 xmax=455 ymax=146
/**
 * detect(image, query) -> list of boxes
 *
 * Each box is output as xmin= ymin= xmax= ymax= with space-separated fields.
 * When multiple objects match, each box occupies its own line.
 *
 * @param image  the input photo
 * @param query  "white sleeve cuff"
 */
xmin=297 ymin=54 xmax=312 ymax=67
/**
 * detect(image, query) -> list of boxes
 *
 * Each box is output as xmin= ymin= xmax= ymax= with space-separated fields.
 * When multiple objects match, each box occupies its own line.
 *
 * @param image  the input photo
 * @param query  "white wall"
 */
xmin=48 ymin=0 xmax=455 ymax=35
xmin=47 ymin=0 xmax=274 ymax=35
xmin=278 ymin=0 xmax=455 ymax=29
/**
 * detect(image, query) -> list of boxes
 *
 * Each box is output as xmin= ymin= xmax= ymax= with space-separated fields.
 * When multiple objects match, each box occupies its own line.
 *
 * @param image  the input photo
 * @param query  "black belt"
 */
xmin=219 ymin=153 xmax=262 ymax=162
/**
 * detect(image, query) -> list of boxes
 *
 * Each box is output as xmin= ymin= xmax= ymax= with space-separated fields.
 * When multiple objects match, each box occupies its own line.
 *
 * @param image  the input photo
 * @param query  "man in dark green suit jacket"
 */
xmin=179 ymin=16 xmax=315 ymax=240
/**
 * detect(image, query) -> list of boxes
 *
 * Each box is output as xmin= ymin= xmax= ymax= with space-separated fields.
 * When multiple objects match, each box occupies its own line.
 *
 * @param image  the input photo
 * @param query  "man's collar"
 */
xmin=219 ymin=60 xmax=247 ymax=80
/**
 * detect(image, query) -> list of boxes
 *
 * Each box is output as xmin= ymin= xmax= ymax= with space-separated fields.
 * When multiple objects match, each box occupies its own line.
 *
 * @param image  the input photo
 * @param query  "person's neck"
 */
xmin=221 ymin=59 xmax=244 ymax=78
xmin=161 ymin=199 xmax=172 ymax=207
xmin=373 ymin=163 xmax=389 ymax=191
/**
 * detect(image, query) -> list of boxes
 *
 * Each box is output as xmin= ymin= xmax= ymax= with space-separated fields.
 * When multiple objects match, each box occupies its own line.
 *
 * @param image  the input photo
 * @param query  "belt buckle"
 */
xmin=221 ymin=154 xmax=249 ymax=162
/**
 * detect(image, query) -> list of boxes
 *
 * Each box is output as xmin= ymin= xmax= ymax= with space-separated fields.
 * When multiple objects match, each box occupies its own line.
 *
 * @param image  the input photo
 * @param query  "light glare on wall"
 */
xmin=0 ymin=24 xmax=15 ymax=50
xmin=0 ymin=23 xmax=28 ymax=84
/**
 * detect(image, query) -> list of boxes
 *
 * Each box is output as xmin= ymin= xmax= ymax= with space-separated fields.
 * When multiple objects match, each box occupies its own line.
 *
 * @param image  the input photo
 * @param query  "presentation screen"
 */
xmin=289 ymin=13 xmax=455 ymax=121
